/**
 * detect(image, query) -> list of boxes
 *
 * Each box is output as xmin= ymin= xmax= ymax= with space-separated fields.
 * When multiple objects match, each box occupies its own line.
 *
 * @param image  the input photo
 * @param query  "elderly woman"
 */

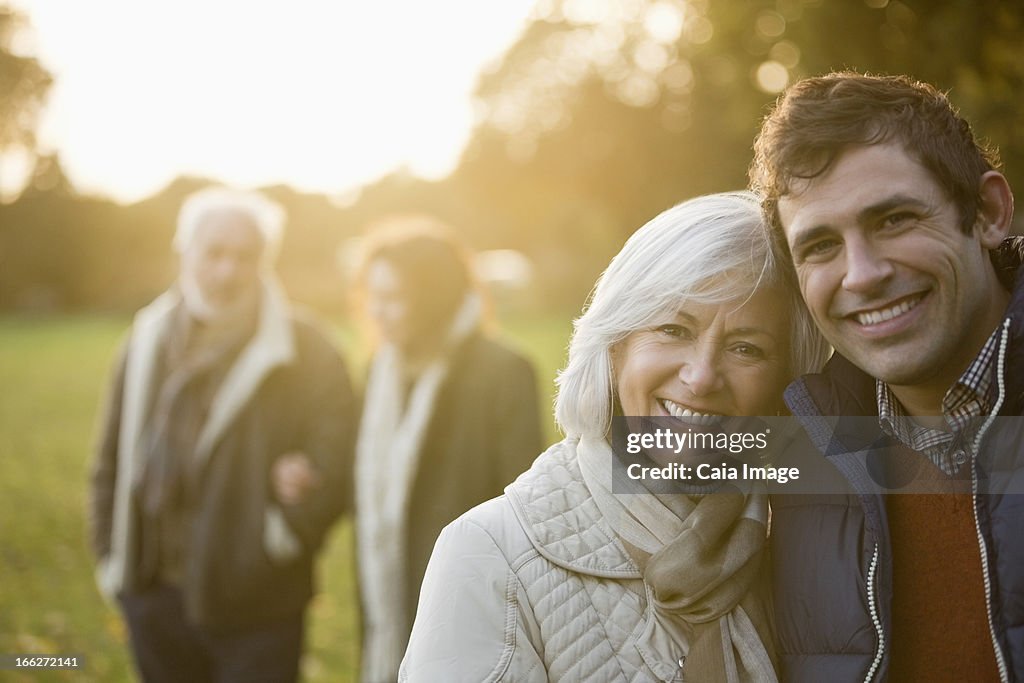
xmin=399 ymin=192 xmax=830 ymax=682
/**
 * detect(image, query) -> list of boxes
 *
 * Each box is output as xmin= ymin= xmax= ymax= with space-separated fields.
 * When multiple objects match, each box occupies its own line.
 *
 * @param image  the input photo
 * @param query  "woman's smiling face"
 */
xmin=613 ymin=286 xmax=792 ymax=419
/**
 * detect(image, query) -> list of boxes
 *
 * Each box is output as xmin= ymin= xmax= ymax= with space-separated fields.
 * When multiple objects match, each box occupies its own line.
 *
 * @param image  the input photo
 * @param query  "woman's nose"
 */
xmin=677 ymin=346 xmax=722 ymax=396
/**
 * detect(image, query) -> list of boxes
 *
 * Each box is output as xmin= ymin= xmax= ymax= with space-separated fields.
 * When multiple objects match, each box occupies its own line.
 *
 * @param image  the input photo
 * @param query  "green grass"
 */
xmin=0 ymin=313 xmax=568 ymax=682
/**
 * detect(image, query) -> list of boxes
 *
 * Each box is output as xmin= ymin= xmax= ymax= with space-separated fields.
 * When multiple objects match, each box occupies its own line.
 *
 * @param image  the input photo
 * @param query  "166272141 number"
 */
xmin=1 ymin=654 xmax=84 ymax=669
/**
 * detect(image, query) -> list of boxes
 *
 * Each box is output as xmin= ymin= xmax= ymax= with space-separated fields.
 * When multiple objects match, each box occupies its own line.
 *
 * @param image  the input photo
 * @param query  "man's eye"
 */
xmin=800 ymin=239 xmax=839 ymax=261
xmin=882 ymin=212 xmax=914 ymax=229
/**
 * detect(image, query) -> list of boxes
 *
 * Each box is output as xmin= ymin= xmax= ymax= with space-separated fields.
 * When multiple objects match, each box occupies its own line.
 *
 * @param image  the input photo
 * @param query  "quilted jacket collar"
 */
xmin=505 ymin=440 xmax=642 ymax=579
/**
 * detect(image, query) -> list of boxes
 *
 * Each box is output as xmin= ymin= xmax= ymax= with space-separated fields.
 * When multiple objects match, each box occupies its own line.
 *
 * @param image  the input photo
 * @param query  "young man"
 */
xmin=90 ymin=188 xmax=356 ymax=683
xmin=750 ymin=72 xmax=1024 ymax=681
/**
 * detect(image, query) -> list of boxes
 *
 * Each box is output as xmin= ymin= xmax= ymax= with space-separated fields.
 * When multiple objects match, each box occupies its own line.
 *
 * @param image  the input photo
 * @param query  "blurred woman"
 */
xmin=353 ymin=218 xmax=543 ymax=683
xmin=400 ymin=192 xmax=830 ymax=681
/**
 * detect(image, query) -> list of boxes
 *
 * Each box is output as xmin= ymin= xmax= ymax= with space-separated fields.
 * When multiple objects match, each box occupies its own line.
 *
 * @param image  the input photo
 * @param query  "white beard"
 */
xmin=179 ymin=273 xmax=221 ymax=322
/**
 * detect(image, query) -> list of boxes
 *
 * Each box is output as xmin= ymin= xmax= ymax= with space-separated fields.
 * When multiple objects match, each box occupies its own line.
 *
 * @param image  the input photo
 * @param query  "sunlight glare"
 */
xmin=7 ymin=0 xmax=537 ymax=202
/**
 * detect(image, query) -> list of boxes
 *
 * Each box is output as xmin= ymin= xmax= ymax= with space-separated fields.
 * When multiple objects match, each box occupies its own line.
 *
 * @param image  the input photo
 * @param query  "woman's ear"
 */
xmin=608 ymin=340 xmax=620 ymax=367
xmin=608 ymin=344 xmax=622 ymax=414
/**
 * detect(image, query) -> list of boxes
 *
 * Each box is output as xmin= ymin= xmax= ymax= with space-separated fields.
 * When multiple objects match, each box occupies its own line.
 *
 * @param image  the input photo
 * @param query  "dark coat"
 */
xmin=770 ymin=241 xmax=1024 ymax=682
xmin=91 ymin=307 xmax=356 ymax=631
xmin=360 ymin=332 xmax=545 ymax=636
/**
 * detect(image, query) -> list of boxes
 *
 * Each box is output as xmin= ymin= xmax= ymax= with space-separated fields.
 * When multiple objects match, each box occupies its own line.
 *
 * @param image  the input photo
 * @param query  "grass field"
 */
xmin=0 ymin=313 xmax=569 ymax=682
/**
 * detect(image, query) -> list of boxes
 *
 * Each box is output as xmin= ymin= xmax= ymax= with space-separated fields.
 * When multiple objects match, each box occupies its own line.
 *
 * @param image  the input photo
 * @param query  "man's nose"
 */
xmin=842 ymin=237 xmax=893 ymax=293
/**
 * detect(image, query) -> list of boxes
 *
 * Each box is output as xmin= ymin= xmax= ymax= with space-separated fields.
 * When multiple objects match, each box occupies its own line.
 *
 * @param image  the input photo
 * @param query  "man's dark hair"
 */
xmin=750 ymin=71 xmax=1001 ymax=245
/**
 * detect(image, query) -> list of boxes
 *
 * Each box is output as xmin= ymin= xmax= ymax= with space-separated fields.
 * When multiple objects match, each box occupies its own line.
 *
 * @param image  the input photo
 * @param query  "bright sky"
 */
xmin=8 ymin=0 xmax=537 ymax=203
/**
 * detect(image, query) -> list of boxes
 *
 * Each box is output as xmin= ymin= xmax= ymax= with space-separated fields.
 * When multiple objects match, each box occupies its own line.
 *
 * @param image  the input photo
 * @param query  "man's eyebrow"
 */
xmin=856 ymin=194 xmax=928 ymax=224
xmin=789 ymin=224 xmax=834 ymax=252
xmin=788 ymin=194 xmax=929 ymax=252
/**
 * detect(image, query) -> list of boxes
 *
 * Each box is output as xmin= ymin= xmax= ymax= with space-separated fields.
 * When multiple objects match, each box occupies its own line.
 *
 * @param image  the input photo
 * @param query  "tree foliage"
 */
xmin=0 ymin=7 xmax=51 ymax=154
xmin=3 ymin=1 xmax=1024 ymax=314
xmin=449 ymin=0 xmax=1024 ymax=308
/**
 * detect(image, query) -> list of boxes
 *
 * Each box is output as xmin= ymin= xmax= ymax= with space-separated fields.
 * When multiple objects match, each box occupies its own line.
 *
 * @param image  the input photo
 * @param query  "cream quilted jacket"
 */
xmin=400 ymin=440 xmax=687 ymax=682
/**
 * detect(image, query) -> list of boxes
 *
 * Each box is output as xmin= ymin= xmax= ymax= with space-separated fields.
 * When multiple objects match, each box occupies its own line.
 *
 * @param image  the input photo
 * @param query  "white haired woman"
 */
xmin=399 ymin=192 xmax=830 ymax=682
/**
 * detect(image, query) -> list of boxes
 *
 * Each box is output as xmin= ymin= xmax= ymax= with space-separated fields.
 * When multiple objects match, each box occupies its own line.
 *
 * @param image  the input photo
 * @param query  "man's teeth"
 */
xmin=662 ymin=400 xmax=718 ymax=424
xmin=855 ymin=296 xmax=921 ymax=326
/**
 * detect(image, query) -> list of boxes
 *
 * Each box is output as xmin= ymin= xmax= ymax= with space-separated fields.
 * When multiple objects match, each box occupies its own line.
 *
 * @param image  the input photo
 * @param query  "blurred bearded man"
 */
xmin=90 ymin=187 xmax=356 ymax=683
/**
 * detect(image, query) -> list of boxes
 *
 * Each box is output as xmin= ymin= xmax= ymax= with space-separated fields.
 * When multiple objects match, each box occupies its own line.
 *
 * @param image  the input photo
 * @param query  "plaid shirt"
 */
xmin=877 ymin=324 xmax=1004 ymax=475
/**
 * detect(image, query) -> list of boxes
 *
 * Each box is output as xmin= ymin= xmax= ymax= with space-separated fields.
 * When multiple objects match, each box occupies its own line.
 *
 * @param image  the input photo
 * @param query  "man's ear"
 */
xmin=976 ymin=171 xmax=1014 ymax=249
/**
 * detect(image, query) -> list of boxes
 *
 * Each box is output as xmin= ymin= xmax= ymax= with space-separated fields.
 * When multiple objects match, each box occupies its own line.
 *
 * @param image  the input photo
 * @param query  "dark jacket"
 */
xmin=770 ymin=242 xmax=1024 ymax=682
xmin=360 ymin=331 xmax=544 ymax=636
xmin=90 ymin=288 xmax=356 ymax=631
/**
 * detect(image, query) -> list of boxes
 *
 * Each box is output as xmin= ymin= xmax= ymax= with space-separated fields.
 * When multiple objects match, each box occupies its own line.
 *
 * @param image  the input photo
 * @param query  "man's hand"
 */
xmin=271 ymin=452 xmax=321 ymax=505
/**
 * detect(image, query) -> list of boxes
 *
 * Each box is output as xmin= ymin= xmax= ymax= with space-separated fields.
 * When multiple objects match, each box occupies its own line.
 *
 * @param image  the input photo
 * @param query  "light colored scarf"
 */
xmin=577 ymin=435 xmax=777 ymax=683
xmin=135 ymin=303 xmax=256 ymax=516
xmin=355 ymin=294 xmax=481 ymax=683
xmin=96 ymin=277 xmax=296 ymax=600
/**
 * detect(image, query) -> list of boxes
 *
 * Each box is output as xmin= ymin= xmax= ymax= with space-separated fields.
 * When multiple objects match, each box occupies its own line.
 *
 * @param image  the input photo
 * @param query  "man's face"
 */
xmin=777 ymin=142 xmax=1009 ymax=399
xmin=180 ymin=209 xmax=264 ymax=320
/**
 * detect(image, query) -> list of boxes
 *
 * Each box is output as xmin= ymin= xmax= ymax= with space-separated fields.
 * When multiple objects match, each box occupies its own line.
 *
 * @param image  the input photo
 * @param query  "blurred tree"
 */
xmin=21 ymin=152 xmax=73 ymax=197
xmin=780 ymin=0 xmax=1024 ymax=201
xmin=4 ymin=1 xmax=1024 ymax=315
xmin=0 ymin=6 xmax=52 ymax=189
xmin=451 ymin=0 xmax=1024 ymax=313
xmin=451 ymin=0 xmax=788 ymax=308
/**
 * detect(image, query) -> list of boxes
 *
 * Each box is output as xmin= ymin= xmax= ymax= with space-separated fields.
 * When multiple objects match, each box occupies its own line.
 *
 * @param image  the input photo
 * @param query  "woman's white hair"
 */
xmin=173 ymin=186 xmax=286 ymax=262
xmin=554 ymin=191 xmax=830 ymax=440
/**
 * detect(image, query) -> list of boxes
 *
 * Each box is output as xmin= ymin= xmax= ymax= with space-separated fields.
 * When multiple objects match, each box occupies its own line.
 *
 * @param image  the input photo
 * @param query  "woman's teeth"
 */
xmin=661 ymin=399 xmax=719 ymax=424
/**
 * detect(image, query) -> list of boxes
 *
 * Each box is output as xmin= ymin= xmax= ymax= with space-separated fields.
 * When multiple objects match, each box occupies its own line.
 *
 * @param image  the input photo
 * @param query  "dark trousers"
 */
xmin=119 ymin=584 xmax=304 ymax=683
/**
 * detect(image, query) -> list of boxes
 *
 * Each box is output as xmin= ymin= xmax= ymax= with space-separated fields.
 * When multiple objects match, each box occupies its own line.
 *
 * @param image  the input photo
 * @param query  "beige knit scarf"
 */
xmin=577 ymin=435 xmax=778 ymax=682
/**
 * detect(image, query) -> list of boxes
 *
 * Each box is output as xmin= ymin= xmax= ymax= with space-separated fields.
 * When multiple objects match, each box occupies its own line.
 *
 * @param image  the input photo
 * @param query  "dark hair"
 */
xmin=750 ymin=71 xmax=1001 ymax=242
xmin=355 ymin=216 xmax=480 ymax=340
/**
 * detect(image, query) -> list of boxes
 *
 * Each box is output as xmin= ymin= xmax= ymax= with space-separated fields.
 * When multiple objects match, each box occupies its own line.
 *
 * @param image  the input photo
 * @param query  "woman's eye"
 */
xmin=656 ymin=324 xmax=692 ymax=339
xmin=730 ymin=343 xmax=765 ymax=359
